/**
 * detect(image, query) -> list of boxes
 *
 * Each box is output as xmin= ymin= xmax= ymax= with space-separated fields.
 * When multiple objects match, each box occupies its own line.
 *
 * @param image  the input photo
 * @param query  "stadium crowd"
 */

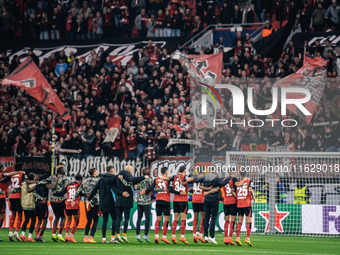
xmin=0 ymin=0 xmax=339 ymax=160
xmin=0 ymin=0 xmax=340 ymax=40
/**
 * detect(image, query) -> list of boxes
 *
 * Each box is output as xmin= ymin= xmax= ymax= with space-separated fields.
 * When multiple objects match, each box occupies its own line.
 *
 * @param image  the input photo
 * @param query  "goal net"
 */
xmin=225 ymin=151 xmax=340 ymax=236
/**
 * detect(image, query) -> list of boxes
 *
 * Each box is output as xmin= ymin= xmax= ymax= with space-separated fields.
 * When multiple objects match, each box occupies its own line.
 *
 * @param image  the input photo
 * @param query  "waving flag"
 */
xmin=2 ymin=57 xmax=71 ymax=120
xmin=273 ymin=56 xmax=327 ymax=124
xmin=173 ymin=51 xmax=223 ymax=86
xmin=174 ymin=113 xmax=190 ymax=132
xmin=253 ymin=1 xmax=301 ymax=62
xmin=103 ymin=116 xmax=121 ymax=143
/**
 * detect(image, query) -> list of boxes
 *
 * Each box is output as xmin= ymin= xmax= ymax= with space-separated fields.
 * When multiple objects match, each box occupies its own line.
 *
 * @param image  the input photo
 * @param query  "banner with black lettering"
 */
xmin=150 ymin=157 xmax=193 ymax=178
xmin=16 ymin=156 xmax=51 ymax=179
xmin=291 ymin=31 xmax=340 ymax=49
xmin=5 ymin=39 xmax=180 ymax=67
xmin=58 ymin=155 xmax=145 ymax=177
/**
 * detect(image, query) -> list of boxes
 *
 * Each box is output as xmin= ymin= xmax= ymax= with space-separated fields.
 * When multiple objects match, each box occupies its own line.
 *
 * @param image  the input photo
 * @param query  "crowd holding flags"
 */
xmin=273 ymin=56 xmax=328 ymax=124
xmin=1 ymin=57 xmax=71 ymax=121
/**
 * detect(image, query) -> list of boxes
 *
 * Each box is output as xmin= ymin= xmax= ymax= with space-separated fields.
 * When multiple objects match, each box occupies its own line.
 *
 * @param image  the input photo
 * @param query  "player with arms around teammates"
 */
xmin=142 ymin=166 xmax=182 ymax=244
xmin=235 ymin=170 xmax=255 ymax=247
xmin=0 ymin=164 xmax=25 ymax=241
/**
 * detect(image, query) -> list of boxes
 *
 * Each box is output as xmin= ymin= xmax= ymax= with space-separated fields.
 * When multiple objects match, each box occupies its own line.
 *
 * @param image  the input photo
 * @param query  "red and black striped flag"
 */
xmin=273 ymin=56 xmax=328 ymax=124
xmin=2 ymin=57 xmax=71 ymax=120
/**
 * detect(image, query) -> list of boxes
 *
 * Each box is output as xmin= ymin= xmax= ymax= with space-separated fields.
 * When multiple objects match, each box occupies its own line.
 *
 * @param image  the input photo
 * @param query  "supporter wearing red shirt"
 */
xmin=155 ymin=10 xmax=165 ymax=37
xmin=126 ymin=127 xmax=138 ymax=158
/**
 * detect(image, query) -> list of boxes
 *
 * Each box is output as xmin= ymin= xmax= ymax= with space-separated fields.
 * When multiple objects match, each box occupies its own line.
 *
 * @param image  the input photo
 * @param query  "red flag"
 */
xmin=107 ymin=116 xmax=121 ymax=129
xmin=103 ymin=116 xmax=121 ymax=143
xmin=175 ymin=51 xmax=223 ymax=85
xmin=174 ymin=114 xmax=190 ymax=132
xmin=2 ymin=57 xmax=71 ymax=120
xmin=273 ymin=56 xmax=328 ymax=124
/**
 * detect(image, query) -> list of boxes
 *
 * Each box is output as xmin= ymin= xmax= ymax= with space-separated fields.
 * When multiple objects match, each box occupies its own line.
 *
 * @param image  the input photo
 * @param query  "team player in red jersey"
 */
xmin=54 ymin=175 xmax=83 ymax=243
xmin=171 ymin=166 xmax=190 ymax=244
xmin=235 ymin=170 xmax=255 ymax=247
xmin=143 ymin=167 xmax=182 ymax=244
xmin=186 ymin=174 xmax=205 ymax=244
xmin=8 ymin=163 xmax=26 ymax=242
xmin=0 ymin=165 xmax=24 ymax=242
xmin=222 ymin=169 xmax=238 ymax=245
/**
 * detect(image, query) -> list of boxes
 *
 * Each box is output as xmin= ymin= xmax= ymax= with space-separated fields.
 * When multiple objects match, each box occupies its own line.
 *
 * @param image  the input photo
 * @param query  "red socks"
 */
xmin=246 ymin=222 xmax=251 ymax=239
xmin=199 ymin=218 xmax=204 ymax=234
xmin=224 ymin=220 xmax=230 ymax=237
xmin=236 ymin=222 xmax=242 ymax=238
xmin=15 ymin=217 xmax=21 ymax=232
xmin=71 ymin=220 xmax=79 ymax=235
xmin=172 ymin=220 xmax=178 ymax=235
xmin=180 ymin=220 xmax=186 ymax=235
xmin=52 ymin=227 xmax=57 ymax=234
xmin=9 ymin=216 xmax=15 ymax=232
xmin=229 ymin=221 xmax=235 ymax=238
xmin=155 ymin=220 xmax=160 ymax=235
xmin=193 ymin=218 xmax=198 ymax=234
xmin=65 ymin=219 xmax=71 ymax=235
xmin=35 ymin=226 xmax=40 ymax=236
xmin=162 ymin=221 xmax=169 ymax=236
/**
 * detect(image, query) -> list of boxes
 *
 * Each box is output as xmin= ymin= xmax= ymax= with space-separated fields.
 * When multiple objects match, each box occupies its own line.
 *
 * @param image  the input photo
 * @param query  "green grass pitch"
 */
xmin=0 ymin=229 xmax=339 ymax=255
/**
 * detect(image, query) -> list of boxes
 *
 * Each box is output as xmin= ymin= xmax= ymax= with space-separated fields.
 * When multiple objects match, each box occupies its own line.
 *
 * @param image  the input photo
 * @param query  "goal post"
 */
xmin=226 ymin=151 xmax=340 ymax=236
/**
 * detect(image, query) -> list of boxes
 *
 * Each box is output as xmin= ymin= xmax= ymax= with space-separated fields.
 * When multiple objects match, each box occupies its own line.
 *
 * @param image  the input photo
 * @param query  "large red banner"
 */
xmin=273 ymin=56 xmax=327 ymax=124
xmin=2 ymin=57 xmax=71 ymax=120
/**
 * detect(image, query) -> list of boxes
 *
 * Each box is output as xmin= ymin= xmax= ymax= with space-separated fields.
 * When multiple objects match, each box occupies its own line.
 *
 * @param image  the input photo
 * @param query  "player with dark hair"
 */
xmin=54 ymin=174 xmax=83 ymax=243
xmin=49 ymin=165 xmax=69 ymax=242
xmin=235 ymin=170 xmax=255 ymax=247
xmin=33 ymin=174 xmax=61 ymax=242
xmin=8 ymin=162 xmax=26 ymax=241
xmin=134 ymin=168 xmax=153 ymax=242
xmin=88 ymin=165 xmax=123 ymax=243
xmin=191 ymin=173 xmax=206 ymax=243
xmin=0 ymin=164 xmax=24 ymax=241
xmin=171 ymin=166 xmax=190 ymax=244
xmin=200 ymin=173 xmax=228 ymax=244
xmin=74 ymin=167 xmax=99 ymax=243
xmin=115 ymin=165 xmax=146 ymax=243
xmin=222 ymin=168 xmax=238 ymax=245
xmin=142 ymin=167 xmax=181 ymax=244
xmin=20 ymin=173 xmax=37 ymax=242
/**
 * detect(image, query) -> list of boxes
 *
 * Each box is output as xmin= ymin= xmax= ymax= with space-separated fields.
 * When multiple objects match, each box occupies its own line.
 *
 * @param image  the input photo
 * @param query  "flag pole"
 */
xmin=51 ymin=111 xmax=56 ymax=176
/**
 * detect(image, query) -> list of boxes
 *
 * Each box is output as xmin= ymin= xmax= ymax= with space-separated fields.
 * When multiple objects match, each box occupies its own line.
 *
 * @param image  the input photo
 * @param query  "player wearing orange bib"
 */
xmin=235 ymin=171 xmax=255 ymax=247
xmin=222 ymin=170 xmax=238 ymax=245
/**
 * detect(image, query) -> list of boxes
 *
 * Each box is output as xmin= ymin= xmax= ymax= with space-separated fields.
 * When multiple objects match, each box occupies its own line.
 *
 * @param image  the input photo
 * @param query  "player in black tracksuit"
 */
xmin=113 ymin=165 xmax=146 ymax=243
xmin=88 ymin=166 xmax=124 ymax=243
xmin=201 ymin=174 xmax=230 ymax=244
